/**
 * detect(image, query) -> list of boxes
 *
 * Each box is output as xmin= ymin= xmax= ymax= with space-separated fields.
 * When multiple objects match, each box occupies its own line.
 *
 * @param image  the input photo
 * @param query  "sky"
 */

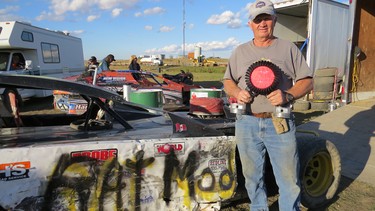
xmin=0 ymin=0 xmax=349 ymax=60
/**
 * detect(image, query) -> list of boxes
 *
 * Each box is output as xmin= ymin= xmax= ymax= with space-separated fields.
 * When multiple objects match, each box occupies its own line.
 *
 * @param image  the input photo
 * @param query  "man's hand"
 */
xmin=223 ymin=79 xmax=252 ymax=104
xmin=237 ymin=89 xmax=252 ymax=104
xmin=267 ymin=89 xmax=285 ymax=106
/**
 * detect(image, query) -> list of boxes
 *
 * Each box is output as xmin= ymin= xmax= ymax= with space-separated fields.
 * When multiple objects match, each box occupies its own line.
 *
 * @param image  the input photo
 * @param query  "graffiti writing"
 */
xmin=9 ymin=145 xmax=236 ymax=210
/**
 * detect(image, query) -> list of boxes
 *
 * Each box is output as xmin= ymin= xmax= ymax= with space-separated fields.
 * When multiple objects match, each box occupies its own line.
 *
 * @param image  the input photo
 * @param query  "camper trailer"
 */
xmin=0 ymin=21 xmax=85 ymax=99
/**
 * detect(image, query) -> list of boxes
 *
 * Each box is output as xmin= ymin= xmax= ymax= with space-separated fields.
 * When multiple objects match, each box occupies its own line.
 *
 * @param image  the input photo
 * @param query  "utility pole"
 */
xmin=182 ymin=0 xmax=186 ymax=58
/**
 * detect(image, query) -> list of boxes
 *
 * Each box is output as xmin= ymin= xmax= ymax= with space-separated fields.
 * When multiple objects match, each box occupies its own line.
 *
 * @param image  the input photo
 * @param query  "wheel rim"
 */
xmin=302 ymin=151 xmax=333 ymax=197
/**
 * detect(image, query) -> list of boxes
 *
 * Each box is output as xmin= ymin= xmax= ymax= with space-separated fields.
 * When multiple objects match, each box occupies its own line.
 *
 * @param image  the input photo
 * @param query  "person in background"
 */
xmin=97 ymin=54 xmax=116 ymax=74
xmin=222 ymin=0 xmax=313 ymax=210
xmin=128 ymin=55 xmax=141 ymax=71
xmin=1 ymin=89 xmax=23 ymax=127
xmin=86 ymin=56 xmax=99 ymax=72
xmin=11 ymin=54 xmax=24 ymax=70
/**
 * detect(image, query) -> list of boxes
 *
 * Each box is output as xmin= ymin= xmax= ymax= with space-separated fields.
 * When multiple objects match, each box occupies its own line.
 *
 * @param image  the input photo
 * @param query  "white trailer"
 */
xmin=140 ymin=55 xmax=163 ymax=66
xmin=0 ymin=21 xmax=85 ymax=98
xmin=273 ymin=0 xmax=349 ymax=75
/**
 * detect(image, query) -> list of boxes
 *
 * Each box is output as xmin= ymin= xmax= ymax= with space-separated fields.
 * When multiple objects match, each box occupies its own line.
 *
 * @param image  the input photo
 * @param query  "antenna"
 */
xmin=182 ymin=0 xmax=186 ymax=58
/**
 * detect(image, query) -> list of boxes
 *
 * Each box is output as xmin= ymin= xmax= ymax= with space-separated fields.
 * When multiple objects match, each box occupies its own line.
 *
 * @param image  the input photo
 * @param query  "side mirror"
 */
xmin=25 ymin=60 xmax=33 ymax=70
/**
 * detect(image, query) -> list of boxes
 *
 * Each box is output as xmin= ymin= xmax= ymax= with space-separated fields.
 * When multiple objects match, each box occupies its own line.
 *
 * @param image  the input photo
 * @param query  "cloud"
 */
xmin=187 ymin=37 xmax=240 ymax=52
xmin=227 ymin=19 xmax=242 ymax=28
xmin=144 ymin=25 xmax=153 ymax=31
xmin=144 ymin=7 xmax=165 ymax=15
xmin=159 ymin=25 xmax=174 ymax=32
xmin=50 ymin=0 xmax=86 ymax=16
xmin=63 ymin=29 xmax=84 ymax=37
xmin=134 ymin=12 xmax=142 ymax=17
xmin=144 ymin=37 xmax=240 ymax=55
xmin=38 ymin=0 xmax=139 ymax=21
xmin=206 ymin=10 xmax=242 ymax=29
xmin=0 ymin=5 xmax=24 ymax=21
xmin=136 ymin=6 xmax=166 ymax=17
xmin=87 ymin=15 xmax=99 ymax=22
xmin=0 ymin=5 xmax=19 ymax=15
xmin=145 ymin=44 xmax=179 ymax=55
xmin=111 ymin=8 xmax=123 ymax=17
xmin=36 ymin=11 xmax=65 ymax=21
xmin=187 ymin=23 xmax=194 ymax=30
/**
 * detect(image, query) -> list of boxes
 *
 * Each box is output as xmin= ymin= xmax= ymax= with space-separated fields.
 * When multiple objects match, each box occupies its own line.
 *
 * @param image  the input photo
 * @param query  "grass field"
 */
xmin=110 ymin=58 xmax=227 ymax=83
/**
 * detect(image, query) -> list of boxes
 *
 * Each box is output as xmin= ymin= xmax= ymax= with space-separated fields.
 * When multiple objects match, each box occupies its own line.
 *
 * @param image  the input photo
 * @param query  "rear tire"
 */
xmin=310 ymin=100 xmax=329 ymax=111
xmin=293 ymin=100 xmax=310 ymax=111
xmin=297 ymin=135 xmax=341 ymax=209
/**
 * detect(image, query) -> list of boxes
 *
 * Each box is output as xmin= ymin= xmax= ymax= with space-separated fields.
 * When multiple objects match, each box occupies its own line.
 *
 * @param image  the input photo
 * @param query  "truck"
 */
xmin=140 ymin=55 xmax=163 ymax=66
xmin=0 ymin=21 xmax=85 ymax=100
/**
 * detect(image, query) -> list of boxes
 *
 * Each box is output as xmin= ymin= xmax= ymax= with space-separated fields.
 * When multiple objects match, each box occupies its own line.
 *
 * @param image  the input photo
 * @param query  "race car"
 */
xmin=53 ymin=70 xmax=200 ymax=114
xmin=0 ymin=74 xmax=341 ymax=210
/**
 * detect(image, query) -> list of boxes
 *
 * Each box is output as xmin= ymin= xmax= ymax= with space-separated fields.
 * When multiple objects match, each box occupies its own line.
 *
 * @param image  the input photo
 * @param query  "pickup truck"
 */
xmin=140 ymin=56 xmax=163 ymax=66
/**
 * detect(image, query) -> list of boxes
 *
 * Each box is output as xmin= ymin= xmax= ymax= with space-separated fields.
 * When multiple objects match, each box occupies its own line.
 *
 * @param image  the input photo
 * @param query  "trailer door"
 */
xmin=307 ymin=0 xmax=349 ymax=74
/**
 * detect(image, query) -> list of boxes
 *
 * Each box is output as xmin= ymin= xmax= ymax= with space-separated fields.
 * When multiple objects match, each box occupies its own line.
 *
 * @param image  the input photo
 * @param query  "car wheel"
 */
xmin=297 ymin=135 xmax=341 ymax=209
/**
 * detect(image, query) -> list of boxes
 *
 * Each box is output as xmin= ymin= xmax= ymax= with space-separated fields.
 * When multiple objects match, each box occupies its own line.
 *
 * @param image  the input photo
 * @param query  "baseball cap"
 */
xmin=89 ymin=56 xmax=97 ymax=61
xmin=108 ymin=54 xmax=116 ymax=61
xmin=249 ymin=0 xmax=275 ymax=21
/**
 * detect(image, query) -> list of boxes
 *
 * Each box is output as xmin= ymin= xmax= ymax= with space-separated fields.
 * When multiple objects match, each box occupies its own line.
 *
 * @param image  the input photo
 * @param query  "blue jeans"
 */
xmin=235 ymin=114 xmax=300 ymax=211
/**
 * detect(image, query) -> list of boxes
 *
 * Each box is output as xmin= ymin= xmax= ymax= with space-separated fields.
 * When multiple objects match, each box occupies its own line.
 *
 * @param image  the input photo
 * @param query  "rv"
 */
xmin=0 ymin=21 xmax=85 ymax=99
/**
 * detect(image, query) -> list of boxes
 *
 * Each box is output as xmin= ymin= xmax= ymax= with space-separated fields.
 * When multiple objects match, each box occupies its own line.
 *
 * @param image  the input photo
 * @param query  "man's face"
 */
xmin=248 ymin=14 xmax=275 ymax=40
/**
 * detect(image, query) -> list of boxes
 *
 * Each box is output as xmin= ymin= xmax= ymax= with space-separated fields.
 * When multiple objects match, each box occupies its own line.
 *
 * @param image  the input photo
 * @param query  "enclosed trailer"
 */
xmin=273 ymin=0 xmax=349 ymax=79
xmin=343 ymin=0 xmax=375 ymax=102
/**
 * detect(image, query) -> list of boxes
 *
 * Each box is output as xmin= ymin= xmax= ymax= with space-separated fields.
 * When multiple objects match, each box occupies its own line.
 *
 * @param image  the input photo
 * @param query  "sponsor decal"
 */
xmin=175 ymin=123 xmax=187 ymax=132
xmin=71 ymin=148 xmax=118 ymax=161
xmin=191 ymin=92 xmax=208 ymax=98
xmin=99 ymin=77 xmax=126 ymax=82
xmin=73 ymin=103 xmax=87 ymax=110
xmin=68 ymin=102 xmax=87 ymax=114
xmin=0 ymin=161 xmax=31 ymax=181
xmin=154 ymin=143 xmax=185 ymax=156
xmin=208 ymin=159 xmax=227 ymax=173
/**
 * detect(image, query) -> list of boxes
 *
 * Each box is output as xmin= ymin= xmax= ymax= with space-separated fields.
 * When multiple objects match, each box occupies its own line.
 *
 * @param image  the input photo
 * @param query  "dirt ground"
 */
xmin=221 ymin=176 xmax=375 ymax=211
xmin=18 ymin=81 xmax=375 ymax=211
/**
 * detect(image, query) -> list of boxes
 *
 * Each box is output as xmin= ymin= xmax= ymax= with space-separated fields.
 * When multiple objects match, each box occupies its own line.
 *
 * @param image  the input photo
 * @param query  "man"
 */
xmin=86 ymin=56 xmax=99 ymax=72
xmin=1 ymin=89 xmax=23 ymax=127
xmin=97 ymin=54 xmax=116 ymax=74
xmin=128 ymin=55 xmax=141 ymax=71
xmin=223 ymin=0 xmax=313 ymax=210
xmin=11 ymin=54 xmax=24 ymax=70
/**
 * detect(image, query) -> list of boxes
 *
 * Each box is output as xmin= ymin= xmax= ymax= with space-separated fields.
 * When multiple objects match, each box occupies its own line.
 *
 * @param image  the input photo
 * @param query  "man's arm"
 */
xmin=267 ymin=77 xmax=313 ymax=106
xmin=223 ymin=79 xmax=252 ymax=104
xmin=286 ymin=77 xmax=313 ymax=100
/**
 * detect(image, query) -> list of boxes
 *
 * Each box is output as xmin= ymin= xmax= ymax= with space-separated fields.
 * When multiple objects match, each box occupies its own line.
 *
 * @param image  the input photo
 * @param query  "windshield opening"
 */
xmin=0 ymin=52 xmax=10 ymax=71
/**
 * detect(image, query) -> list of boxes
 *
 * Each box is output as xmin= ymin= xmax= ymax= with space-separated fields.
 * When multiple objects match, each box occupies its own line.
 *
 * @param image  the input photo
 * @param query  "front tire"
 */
xmin=297 ymin=135 xmax=341 ymax=209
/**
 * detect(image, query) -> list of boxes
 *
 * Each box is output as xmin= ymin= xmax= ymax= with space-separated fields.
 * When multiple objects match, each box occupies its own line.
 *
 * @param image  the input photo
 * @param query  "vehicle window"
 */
xmin=41 ymin=42 xmax=60 ymax=63
xmin=0 ymin=52 xmax=10 ymax=71
xmin=21 ymin=31 xmax=34 ymax=42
